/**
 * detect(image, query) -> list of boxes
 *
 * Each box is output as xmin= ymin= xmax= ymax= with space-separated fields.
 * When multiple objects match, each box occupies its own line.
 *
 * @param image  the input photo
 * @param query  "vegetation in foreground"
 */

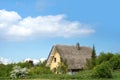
xmin=1 ymin=69 xmax=119 ymax=80
xmin=26 ymin=69 xmax=120 ymax=80
xmin=0 ymin=51 xmax=120 ymax=80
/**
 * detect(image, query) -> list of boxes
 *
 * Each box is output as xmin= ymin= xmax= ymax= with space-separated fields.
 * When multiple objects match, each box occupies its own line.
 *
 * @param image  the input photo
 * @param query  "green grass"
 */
xmin=0 ymin=69 xmax=120 ymax=80
xmin=25 ymin=69 xmax=120 ymax=80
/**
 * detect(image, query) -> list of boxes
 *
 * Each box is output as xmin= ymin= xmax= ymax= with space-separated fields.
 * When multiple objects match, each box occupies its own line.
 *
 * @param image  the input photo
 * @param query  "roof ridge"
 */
xmin=54 ymin=44 xmax=91 ymax=48
xmin=54 ymin=44 xmax=74 ymax=47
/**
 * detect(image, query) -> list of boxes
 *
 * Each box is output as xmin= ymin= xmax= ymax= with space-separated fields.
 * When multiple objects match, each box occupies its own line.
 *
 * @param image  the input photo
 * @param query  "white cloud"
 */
xmin=0 ymin=9 xmax=95 ymax=41
xmin=0 ymin=57 xmax=46 ymax=65
xmin=0 ymin=9 xmax=21 ymax=28
xmin=24 ymin=58 xmax=46 ymax=65
xmin=0 ymin=57 xmax=12 ymax=65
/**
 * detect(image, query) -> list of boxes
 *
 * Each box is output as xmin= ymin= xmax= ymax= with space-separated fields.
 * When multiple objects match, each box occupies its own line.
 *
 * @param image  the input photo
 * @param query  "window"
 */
xmin=54 ymin=57 xmax=56 ymax=62
xmin=60 ymin=57 xmax=62 ymax=62
xmin=53 ymin=68 xmax=56 ymax=73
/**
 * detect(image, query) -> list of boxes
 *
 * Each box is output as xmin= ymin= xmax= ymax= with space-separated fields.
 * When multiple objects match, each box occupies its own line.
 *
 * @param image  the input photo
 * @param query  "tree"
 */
xmin=96 ymin=52 xmax=114 ymax=65
xmin=109 ymin=54 xmax=120 ymax=70
xmin=91 ymin=45 xmax=96 ymax=67
xmin=86 ymin=45 xmax=96 ymax=69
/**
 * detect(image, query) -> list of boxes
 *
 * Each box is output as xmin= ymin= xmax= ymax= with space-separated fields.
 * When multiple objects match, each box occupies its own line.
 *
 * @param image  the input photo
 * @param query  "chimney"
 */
xmin=76 ymin=42 xmax=80 ymax=50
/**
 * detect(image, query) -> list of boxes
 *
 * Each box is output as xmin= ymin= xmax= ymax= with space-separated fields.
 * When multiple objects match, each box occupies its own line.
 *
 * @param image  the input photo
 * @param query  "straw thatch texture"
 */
xmin=46 ymin=44 xmax=92 ymax=70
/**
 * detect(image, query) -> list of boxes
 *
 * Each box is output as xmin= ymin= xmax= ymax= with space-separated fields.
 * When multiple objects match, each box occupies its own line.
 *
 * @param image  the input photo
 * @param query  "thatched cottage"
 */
xmin=46 ymin=43 xmax=92 ymax=74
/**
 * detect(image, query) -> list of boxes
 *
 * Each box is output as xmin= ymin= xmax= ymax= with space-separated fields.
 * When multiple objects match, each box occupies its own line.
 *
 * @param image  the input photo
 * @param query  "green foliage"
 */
xmin=29 ymin=66 xmax=52 ymax=75
xmin=57 ymin=59 xmax=68 ymax=74
xmin=0 ymin=64 xmax=14 ymax=77
xmin=86 ymin=59 xmax=93 ymax=69
xmin=26 ymin=69 xmax=120 ymax=80
xmin=0 ymin=52 xmax=120 ymax=80
xmin=17 ymin=61 xmax=34 ymax=68
xmin=92 ymin=45 xmax=96 ymax=61
xmin=96 ymin=52 xmax=120 ymax=70
xmin=10 ymin=65 xmax=29 ymax=79
xmin=38 ymin=60 xmax=47 ymax=67
xmin=86 ymin=45 xmax=96 ymax=69
xmin=96 ymin=52 xmax=114 ymax=65
xmin=92 ymin=62 xmax=112 ymax=78
xmin=109 ymin=54 xmax=120 ymax=70
xmin=29 ymin=60 xmax=52 ymax=75
xmin=112 ymin=69 xmax=120 ymax=80
xmin=76 ymin=70 xmax=92 ymax=79
xmin=0 ymin=64 xmax=6 ymax=77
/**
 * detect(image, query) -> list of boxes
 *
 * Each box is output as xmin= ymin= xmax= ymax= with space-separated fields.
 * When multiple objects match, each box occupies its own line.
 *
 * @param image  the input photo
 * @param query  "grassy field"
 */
xmin=0 ymin=70 xmax=120 ymax=80
xmin=25 ymin=69 xmax=120 ymax=80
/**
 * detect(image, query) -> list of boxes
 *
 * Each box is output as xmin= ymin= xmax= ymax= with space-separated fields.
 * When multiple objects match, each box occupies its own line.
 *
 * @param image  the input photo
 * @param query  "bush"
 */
xmin=109 ymin=54 xmax=120 ymax=70
xmin=17 ymin=62 xmax=34 ymax=69
xmin=29 ymin=66 xmax=52 ymax=75
xmin=0 ymin=64 xmax=14 ymax=77
xmin=92 ymin=62 xmax=112 ymax=78
xmin=10 ymin=66 xmax=29 ymax=79
xmin=57 ymin=61 xmax=68 ymax=74
xmin=86 ymin=59 xmax=94 ymax=69
xmin=96 ymin=52 xmax=114 ymax=65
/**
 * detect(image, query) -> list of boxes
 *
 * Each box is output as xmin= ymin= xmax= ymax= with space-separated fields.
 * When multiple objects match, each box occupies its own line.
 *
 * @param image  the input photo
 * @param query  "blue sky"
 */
xmin=0 ymin=0 xmax=120 ymax=62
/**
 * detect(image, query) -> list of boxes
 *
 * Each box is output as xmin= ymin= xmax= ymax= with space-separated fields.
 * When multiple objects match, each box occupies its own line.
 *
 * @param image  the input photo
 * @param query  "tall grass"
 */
xmin=0 ymin=69 xmax=120 ymax=80
xmin=26 ymin=69 xmax=120 ymax=80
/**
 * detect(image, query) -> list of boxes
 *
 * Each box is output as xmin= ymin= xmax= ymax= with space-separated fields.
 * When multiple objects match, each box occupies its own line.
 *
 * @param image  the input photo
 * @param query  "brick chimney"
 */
xmin=76 ymin=42 xmax=80 ymax=50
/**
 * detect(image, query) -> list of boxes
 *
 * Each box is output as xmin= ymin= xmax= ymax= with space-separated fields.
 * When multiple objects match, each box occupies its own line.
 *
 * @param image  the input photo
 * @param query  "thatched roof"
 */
xmin=46 ymin=44 xmax=92 ymax=70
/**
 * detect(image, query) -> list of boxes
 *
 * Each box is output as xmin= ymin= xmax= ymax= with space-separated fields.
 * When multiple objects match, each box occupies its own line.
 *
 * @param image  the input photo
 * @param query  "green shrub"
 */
xmin=109 ymin=54 xmax=120 ymax=70
xmin=86 ymin=59 xmax=94 ymax=69
xmin=17 ymin=62 xmax=34 ymax=69
xmin=92 ymin=62 xmax=112 ymax=78
xmin=0 ymin=64 xmax=14 ymax=77
xmin=57 ymin=61 xmax=68 ymax=74
xmin=29 ymin=66 xmax=52 ymax=75
xmin=96 ymin=52 xmax=114 ymax=65
xmin=10 ymin=66 xmax=29 ymax=79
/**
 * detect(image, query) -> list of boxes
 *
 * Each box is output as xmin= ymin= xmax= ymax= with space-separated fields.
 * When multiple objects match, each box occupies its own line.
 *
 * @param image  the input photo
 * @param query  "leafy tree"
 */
xmin=92 ymin=62 xmax=112 ymax=78
xmin=109 ymin=54 xmax=120 ymax=70
xmin=96 ymin=52 xmax=114 ymax=65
